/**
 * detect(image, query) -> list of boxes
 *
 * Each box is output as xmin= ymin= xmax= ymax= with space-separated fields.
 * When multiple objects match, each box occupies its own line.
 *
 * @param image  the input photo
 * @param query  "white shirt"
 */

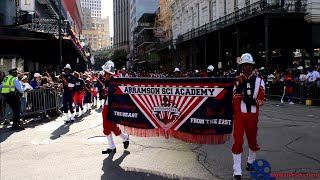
xmin=306 ymin=71 xmax=320 ymax=82
xmin=299 ymin=74 xmax=307 ymax=82
xmin=267 ymin=74 xmax=275 ymax=82
xmin=21 ymin=82 xmax=33 ymax=98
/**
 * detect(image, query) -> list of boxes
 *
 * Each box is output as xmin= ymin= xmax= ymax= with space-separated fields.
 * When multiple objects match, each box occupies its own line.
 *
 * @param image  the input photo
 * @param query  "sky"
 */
xmin=101 ymin=0 xmax=113 ymax=37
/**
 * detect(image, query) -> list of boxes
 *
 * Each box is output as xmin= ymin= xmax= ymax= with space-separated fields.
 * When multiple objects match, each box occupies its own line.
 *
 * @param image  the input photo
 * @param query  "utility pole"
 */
xmin=58 ymin=0 xmax=63 ymax=72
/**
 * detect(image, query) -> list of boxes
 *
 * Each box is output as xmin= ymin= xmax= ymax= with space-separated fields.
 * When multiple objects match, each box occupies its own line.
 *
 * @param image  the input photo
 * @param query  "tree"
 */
xmin=91 ymin=49 xmax=114 ymax=70
xmin=111 ymin=49 xmax=127 ymax=68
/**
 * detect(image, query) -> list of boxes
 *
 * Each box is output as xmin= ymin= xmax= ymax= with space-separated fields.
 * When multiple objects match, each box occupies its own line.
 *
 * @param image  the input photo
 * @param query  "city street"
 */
xmin=1 ymin=101 xmax=320 ymax=180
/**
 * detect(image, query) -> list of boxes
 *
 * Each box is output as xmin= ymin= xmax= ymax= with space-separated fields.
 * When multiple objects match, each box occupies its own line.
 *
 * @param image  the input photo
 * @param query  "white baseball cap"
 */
xmin=174 ymin=68 xmax=180 ymax=72
xmin=21 ymin=75 xmax=28 ymax=80
xmin=34 ymin=73 xmax=41 ymax=78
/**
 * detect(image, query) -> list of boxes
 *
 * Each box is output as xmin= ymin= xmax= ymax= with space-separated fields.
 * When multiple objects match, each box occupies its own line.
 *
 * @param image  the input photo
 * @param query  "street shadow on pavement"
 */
xmin=50 ymin=123 xmax=71 ymax=140
xmin=0 ymin=129 xmax=15 ymax=143
xmin=73 ymin=111 xmax=91 ymax=122
xmin=95 ymin=107 xmax=103 ymax=113
xmin=101 ymin=151 xmax=173 ymax=180
xmin=0 ymin=114 xmax=62 ymax=143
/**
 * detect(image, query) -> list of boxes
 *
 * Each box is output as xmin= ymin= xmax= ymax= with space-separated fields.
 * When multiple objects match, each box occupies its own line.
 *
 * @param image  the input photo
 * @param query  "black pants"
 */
xmin=63 ymin=91 xmax=74 ymax=113
xmin=3 ymin=93 xmax=21 ymax=126
xmin=98 ymin=90 xmax=105 ymax=100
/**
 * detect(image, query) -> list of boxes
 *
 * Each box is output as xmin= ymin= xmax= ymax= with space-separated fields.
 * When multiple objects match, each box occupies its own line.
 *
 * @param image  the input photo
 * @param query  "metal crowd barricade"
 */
xmin=265 ymin=82 xmax=320 ymax=105
xmin=0 ymin=87 xmax=63 ymax=123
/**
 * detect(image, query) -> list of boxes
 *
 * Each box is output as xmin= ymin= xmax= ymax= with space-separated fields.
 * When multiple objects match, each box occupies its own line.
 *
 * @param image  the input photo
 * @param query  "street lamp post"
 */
xmin=58 ymin=0 xmax=63 ymax=72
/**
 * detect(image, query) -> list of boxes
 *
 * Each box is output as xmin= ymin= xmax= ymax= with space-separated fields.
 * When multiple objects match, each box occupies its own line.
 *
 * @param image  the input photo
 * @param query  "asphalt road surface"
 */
xmin=1 ymin=101 xmax=320 ymax=180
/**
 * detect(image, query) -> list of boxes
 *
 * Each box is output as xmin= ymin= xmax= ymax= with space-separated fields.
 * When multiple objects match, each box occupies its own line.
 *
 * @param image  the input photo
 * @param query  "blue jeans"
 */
xmin=20 ymin=97 xmax=27 ymax=114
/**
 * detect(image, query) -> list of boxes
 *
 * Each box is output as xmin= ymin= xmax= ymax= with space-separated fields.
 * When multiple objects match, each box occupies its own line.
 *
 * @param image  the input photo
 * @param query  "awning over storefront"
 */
xmin=0 ymin=27 xmax=87 ymax=72
xmin=0 ymin=27 xmax=56 ymax=40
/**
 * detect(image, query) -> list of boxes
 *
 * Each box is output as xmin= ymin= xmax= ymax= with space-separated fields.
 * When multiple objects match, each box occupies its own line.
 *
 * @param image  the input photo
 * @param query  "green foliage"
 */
xmin=91 ymin=49 xmax=114 ymax=70
xmin=146 ymin=52 xmax=160 ymax=69
xmin=111 ymin=49 xmax=127 ymax=68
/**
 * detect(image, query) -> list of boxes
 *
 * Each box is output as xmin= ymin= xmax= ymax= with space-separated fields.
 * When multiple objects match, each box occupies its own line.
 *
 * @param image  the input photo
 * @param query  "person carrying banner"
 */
xmin=101 ymin=60 xmax=129 ymax=154
xmin=61 ymin=64 xmax=76 ymax=123
xmin=232 ymin=53 xmax=265 ymax=180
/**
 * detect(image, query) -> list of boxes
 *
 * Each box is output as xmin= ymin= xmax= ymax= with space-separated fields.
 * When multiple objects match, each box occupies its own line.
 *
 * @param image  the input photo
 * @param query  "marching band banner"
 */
xmin=108 ymin=78 xmax=235 ymax=144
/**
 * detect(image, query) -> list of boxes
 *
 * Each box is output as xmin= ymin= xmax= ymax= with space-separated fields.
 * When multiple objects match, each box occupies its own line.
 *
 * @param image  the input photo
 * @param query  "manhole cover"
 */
xmin=87 ymin=136 xmax=107 ymax=143
xmin=31 ymin=138 xmax=60 ymax=145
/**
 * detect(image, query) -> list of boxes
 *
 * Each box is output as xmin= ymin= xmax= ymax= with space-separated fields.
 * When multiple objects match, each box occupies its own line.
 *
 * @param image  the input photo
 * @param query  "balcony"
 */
xmin=136 ymin=37 xmax=160 ymax=48
xmin=177 ymin=0 xmax=308 ymax=44
xmin=16 ymin=18 xmax=69 ymax=36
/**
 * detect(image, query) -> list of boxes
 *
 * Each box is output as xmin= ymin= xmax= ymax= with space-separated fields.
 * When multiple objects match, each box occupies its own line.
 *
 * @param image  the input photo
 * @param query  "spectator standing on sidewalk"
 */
xmin=20 ymin=75 xmax=33 ymax=114
xmin=281 ymin=68 xmax=295 ymax=104
xmin=306 ymin=66 xmax=320 ymax=99
xmin=120 ymin=68 xmax=129 ymax=78
xmin=30 ymin=73 xmax=42 ymax=89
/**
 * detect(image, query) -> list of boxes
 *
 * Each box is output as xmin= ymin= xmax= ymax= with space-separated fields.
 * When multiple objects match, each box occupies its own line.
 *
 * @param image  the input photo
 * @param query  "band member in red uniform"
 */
xmin=101 ymin=60 xmax=129 ymax=154
xmin=84 ymin=78 xmax=92 ymax=113
xmin=73 ymin=72 xmax=85 ymax=117
xmin=232 ymin=53 xmax=265 ymax=180
xmin=281 ymin=67 xmax=294 ymax=104
xmin=96 ymin=72 xmax=105 ymax=108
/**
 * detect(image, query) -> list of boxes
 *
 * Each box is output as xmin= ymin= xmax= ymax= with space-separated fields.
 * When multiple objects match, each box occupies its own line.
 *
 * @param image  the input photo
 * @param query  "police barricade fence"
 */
xmin=265 ymin=81 xmax=320 ymax=105
xmin=0 ymin=86 xmax=63 ymax=123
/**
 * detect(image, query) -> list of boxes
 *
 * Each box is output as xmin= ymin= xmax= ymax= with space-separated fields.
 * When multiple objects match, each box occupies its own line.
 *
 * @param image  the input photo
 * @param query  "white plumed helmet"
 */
xmin=207 ymin=65 xmax=214 ymax=71
xmin=239 ymin=53 xmax=255 ymax=65
xmin=102 ymin=60 xmax=115 ymax=74
xmin=174 ymin=67 xmax=180 ymax=72
xmin=64 ymin=64 xmax=72 ymax=70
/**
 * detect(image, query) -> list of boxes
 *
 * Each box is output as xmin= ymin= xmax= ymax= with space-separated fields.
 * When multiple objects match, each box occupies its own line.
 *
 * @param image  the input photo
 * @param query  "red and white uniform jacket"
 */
xmin=233 ymin=74 xmax=265 ymax=114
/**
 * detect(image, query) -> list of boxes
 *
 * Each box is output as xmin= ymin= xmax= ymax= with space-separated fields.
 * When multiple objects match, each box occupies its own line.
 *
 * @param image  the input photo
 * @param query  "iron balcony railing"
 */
xmin=16 ymin=18 xmax=70 ymax=36
xmin=176 ymin=0 xmax=307 ymax=44
xmin=137 ymin=37 xmax=160 ymax=48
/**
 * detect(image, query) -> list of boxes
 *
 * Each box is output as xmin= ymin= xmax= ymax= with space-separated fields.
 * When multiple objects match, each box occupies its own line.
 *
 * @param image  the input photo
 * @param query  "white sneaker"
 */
xmin=281 ymin=99 xmax=284 ymax=104
xmin=289 ymin=102 xmax=294 ymax=105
